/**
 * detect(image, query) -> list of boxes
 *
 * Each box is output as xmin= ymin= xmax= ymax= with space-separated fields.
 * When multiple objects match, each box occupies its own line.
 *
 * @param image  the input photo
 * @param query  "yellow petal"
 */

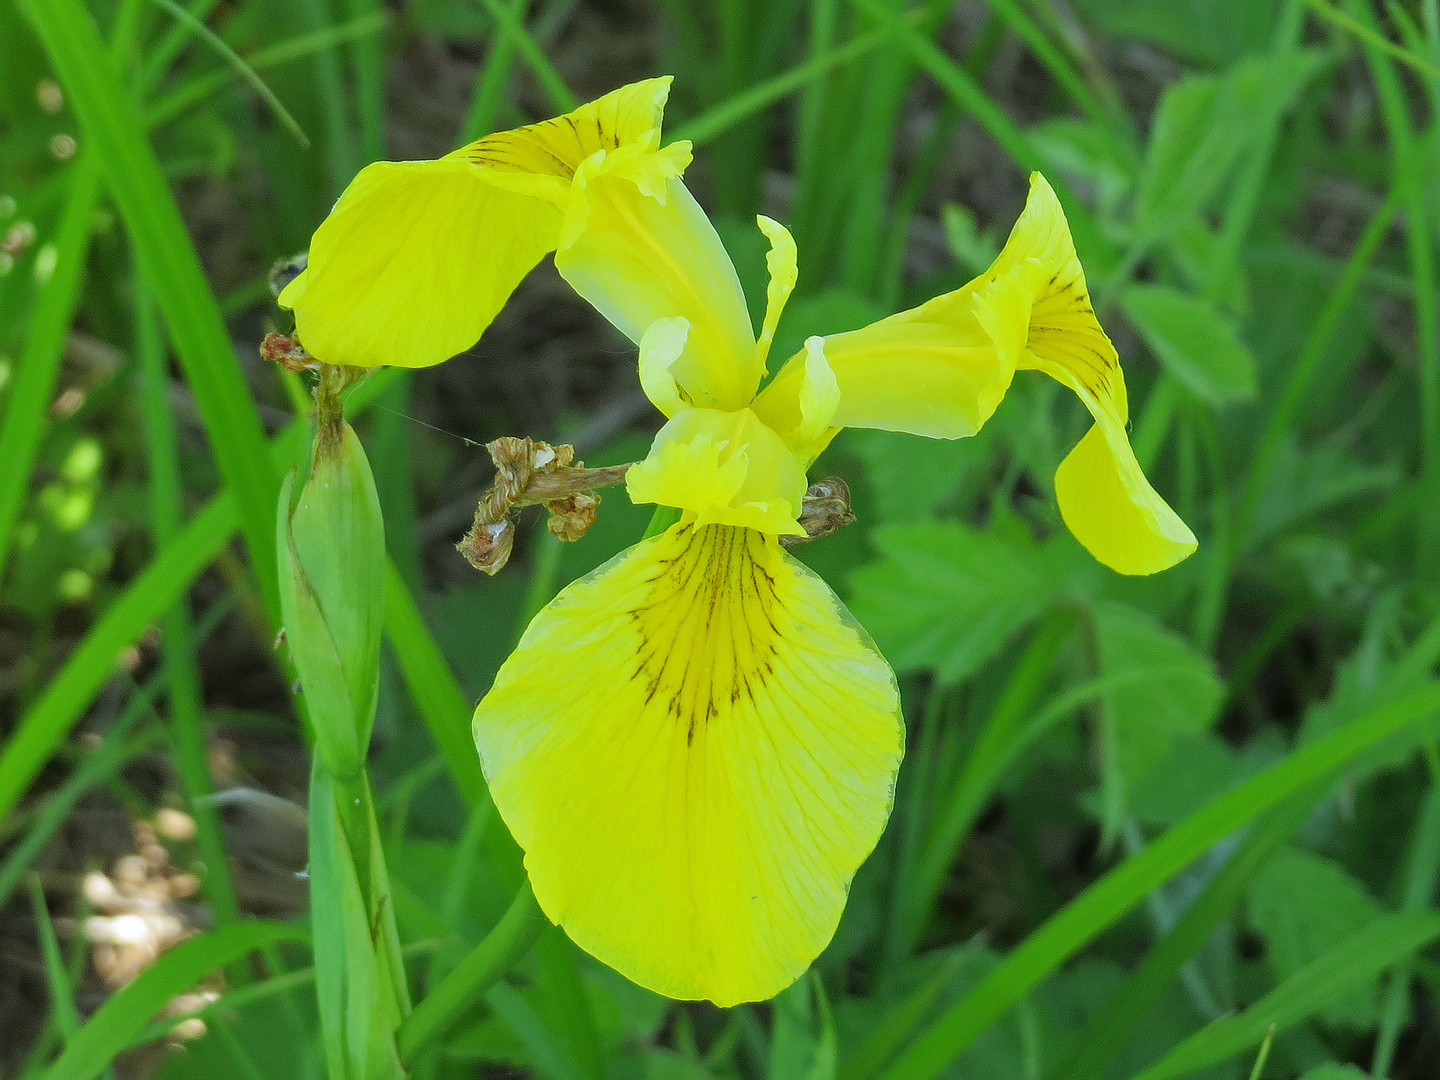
xmin=637 ymin=316 xmax=691 ymax=417
xmin=281 ymin=78 xmax=680 ymax=369
xmin=1053 ymin=417 xmax=1197 ymax=575
xmin=448 ymin=76 xmax=675 ymax=183
xmin=994 ymin=173 xmax=1196 ymax=574
xmin=752 ymin=260 xmax=1031 ymax=451
xmin=280 ymin=160 xmax=562 ymax=369
xmin=796 ymin=336 xmax=841 ymax=447
xmin=625 ymin=407 xmax=807 ymax=536
xmin=555 ymin=172 xmax=759 ymax=411
xmin=472 ymin=523 xmax=903 ymax=1006
xmin=995 ymin=173 xmax=1129 ymax=417
xmin=755 ymin=215 xmax=799 ymax=371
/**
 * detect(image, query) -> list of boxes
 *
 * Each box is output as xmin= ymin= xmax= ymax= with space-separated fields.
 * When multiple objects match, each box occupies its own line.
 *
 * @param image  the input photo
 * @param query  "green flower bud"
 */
xmin=279 ymin=418 xmax=384 ymax=779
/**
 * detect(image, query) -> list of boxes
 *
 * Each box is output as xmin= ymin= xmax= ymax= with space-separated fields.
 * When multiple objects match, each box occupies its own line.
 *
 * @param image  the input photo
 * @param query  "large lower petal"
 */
xmin=472 ymin=523 xmax=903 ymax=1006
xmin=555 ymin=172 xmax=759 ymax=410
xmin=279 ymin=159 xmax=562 ymax=369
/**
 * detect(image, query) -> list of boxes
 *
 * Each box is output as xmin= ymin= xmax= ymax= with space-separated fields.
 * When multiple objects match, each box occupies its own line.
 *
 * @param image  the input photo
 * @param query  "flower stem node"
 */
xmin=457 ymin=436 xmax=632 ymax=575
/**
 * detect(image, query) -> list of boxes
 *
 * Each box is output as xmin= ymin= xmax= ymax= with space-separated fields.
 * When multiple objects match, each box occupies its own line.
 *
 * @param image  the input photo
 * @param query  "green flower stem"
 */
xmin=282 ymin=367 xmax=407 ymax=1079
xmin=396 ymin=882 xmax=549 ymax=1064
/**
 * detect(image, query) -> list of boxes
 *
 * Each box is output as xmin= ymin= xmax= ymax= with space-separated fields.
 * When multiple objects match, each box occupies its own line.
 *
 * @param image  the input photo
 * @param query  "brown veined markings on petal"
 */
xmin=1029 ymin=328 xmax=1116 ymax=402
xmin=628 ymin=524 xmax=783 ymax=744
xmin=464 ymin=112 xmax=614 ymax=177
xmin=472 ymin=513 xmax=903 ymax=1002
xmin=1025 ymin=264 xmax=1119 ymax=406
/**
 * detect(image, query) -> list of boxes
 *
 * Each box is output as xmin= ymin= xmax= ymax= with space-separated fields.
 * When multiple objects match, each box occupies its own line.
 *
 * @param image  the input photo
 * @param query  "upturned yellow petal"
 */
xmin=1054 ymin=418 xmax=1197 ymax=575
xmin=995 ymin=173 xmax=1196 ymax=574
xmin=625 ymin=407 xmax=807 ymax=536
xmin=755 ymin=215 xmax=799 ymax=370
xmin=280 ymin=78 xmax=681 ymax=369
xmin=447 ymin=76 xmax=675 ymax=186
xmin=752 ymin=260 xmax=1031 ymax=451
xmin=555 ymin=171 xmax=759 ymax=411
xmin=472 ymin=523 xmax=903 ymax=1006
xmin=278 ymin=160 xmax=563 ymax=369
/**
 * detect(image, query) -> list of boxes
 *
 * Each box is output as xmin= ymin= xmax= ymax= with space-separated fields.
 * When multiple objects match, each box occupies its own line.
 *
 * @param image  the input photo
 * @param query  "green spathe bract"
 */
xmin=279 ymin=400 xmax=407 ymax=1078
xmin=278 ymin=419 xmax=385 ymax=780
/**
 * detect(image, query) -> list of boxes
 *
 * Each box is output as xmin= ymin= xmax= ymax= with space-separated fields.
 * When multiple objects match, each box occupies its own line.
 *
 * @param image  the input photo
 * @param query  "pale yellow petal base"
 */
xmin=472 ymin=524 xmax=903 ymax=1006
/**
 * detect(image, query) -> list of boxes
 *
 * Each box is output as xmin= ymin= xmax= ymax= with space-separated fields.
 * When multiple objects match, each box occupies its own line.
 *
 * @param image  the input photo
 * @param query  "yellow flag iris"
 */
xmin=282 ymin=80 xmax=1196 ymax=1006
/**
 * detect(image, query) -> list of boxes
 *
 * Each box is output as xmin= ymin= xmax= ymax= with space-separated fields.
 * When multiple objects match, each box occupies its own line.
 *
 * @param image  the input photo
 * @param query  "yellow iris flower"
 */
xmin=281 ymin=78 xmax=1196 ymax=1006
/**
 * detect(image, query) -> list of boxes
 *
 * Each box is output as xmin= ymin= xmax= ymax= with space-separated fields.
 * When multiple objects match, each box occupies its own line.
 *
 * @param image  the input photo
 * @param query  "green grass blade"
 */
xmin=839 ymin=951 xmax=970 ymax=1080
xmin=29 ymin=875 xmax=81 ymax=1043
xmin=0 ymin=154 xmax=101 ymax=584
xmin=0 ymin=371 xmax=399 ymax=834
xmin=534 ymin=928 xmax=604 ymax=1080
xmin=135 ymin=0 xmax=222 ymax=96
xmin=486 ymin=979 xmax=587 ymax=1080
xmin=672 ymin=19 xmax=901 ymax=150
xmin=886 ymin=610 xmax=1073 ymax=966
xmin=835 ymin=0 xmax=924 ymax=295
xmin=142 ymin=12 xmax=388 ymax=131
xmin=1301 ymin=0 xmax=1440 ymax=80
xmin=461 ymin=0 xmax=529 ymax=141
xmin=475 ymin=0 xmax=577 ymax=113
xmin=0 ymin=595 xmax=229 ymax=909
xmin=39 ymin=921 xmax=309 ymax=1080
xmin=849 ymin=0 xmax=1114 ymax=268
xmin=1371 ymin=767 xmax=1440 ymax=1076
xmin=129 ymin=939 xmax=442 ymax=1048
xmin=297 ymin=0 xmax=360 ymax=198
xmin=1346 ymin=0 xmax=1440 ymax=580
xmin=344 ymin=0 xmax=384 ymax=162
xmin=792 ymin=0 xmax=838 ymax=257
xmin=135 ymin=281 xmax=240 ymax=925
xmin=0 ymin=495 xmax=237 ymax=828
xmin=1236 ymin=172 xmax=1405 ymax=548
xmin=1208 ymin=2 xmax=1305 ymax=303
xmin=1046 ymin=790 xmax=1323 ymax=1080
xmin=23 ymin=0 xmax=282 ymax=616
xmin=1128 ymin=911 xmax=1440 ymax=1080
xmin=0 ymin=729 xmax=160 ymax=909
xmin=868 ymin=682 xmax=1440 ymax=1080
xmin=383 ymin=559 xmax=490 ymax=806
xmin=981 ymin=0 xmax=1130 ymax=148
xmin=396 ymin=883 xmax=549 ymax=1063
xmin=146 ymin=0 xmax=310 ymax=146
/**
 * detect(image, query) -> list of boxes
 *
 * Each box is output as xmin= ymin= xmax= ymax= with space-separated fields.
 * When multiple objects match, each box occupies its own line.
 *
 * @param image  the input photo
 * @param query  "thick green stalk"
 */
xmin=282 ymin=368 xmax=407 ymax=1079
